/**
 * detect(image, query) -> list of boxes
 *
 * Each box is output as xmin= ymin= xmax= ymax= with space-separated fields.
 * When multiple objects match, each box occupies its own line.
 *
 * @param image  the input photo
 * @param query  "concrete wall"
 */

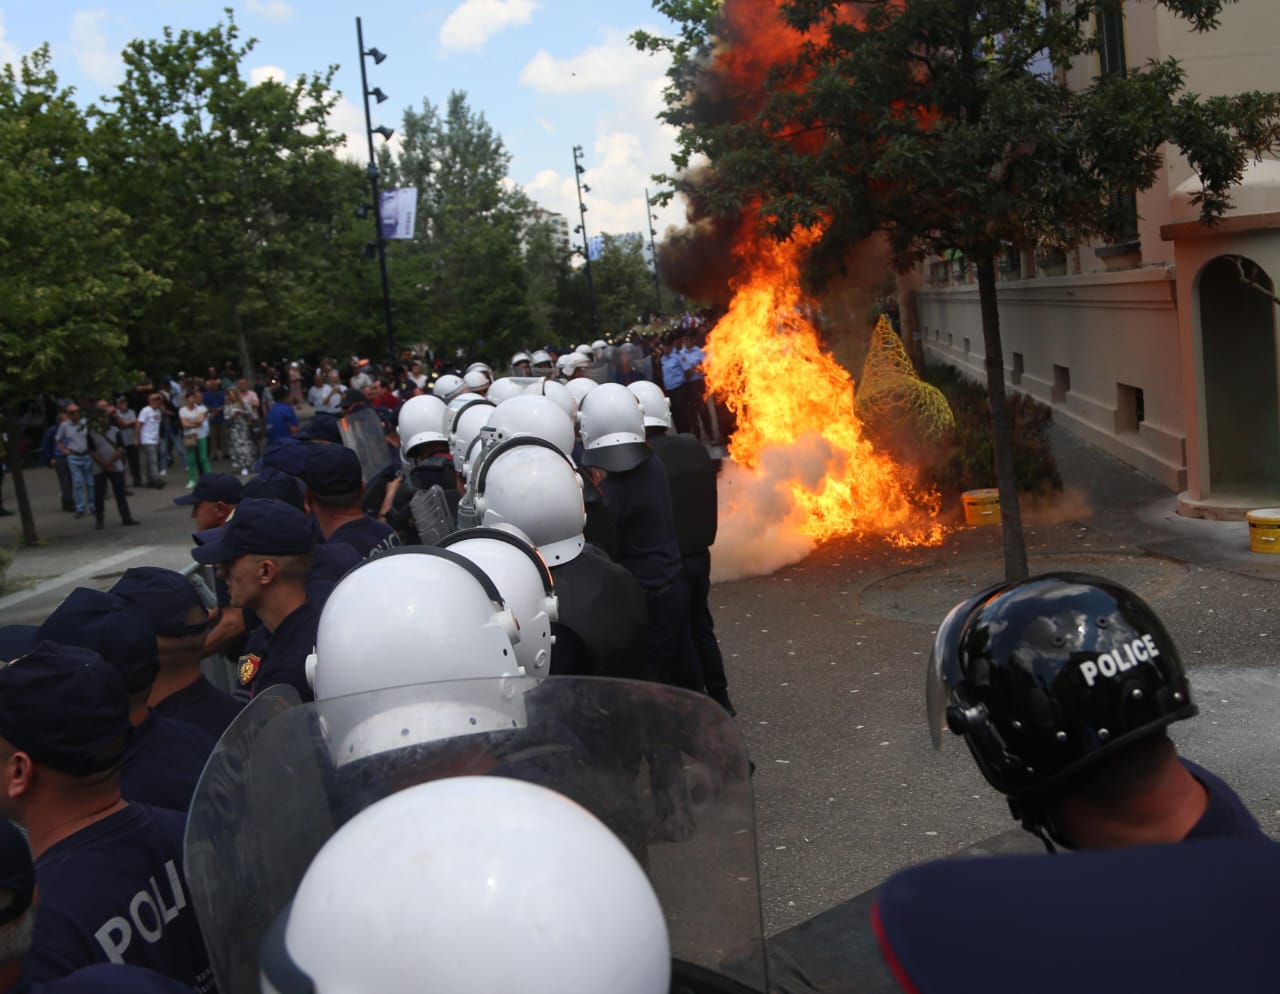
xmin=919 ymin=268 xmax=1186 ymax=491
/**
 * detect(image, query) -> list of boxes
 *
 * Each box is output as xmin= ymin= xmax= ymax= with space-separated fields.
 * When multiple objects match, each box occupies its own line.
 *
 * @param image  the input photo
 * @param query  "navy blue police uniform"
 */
xmin=874 ymin=837 xmax=1280 ymax=994
xmin=548 ymin=545 xmax=650 ymax=681
xmin=595 ymin=452 xmax=701 ymax=691
xmin=171 ymin=472 xmax=241 ymax=515
xmin=35 ymin=590 xmax=215 ymax=813
xmin=193 ymin=498 xmax=321 ymax=704
xmin=1181 ymin=758 xmax=1268 ymax=841
xmin=109 ymin=567 xmax=244 ymax=742
xmin=0 ymin=814 xmax=192 ymax=994
xmin=649 ymin=429 xmax=732 ymax=709
xmin=0 ymin=645 xmax=214 ymax=991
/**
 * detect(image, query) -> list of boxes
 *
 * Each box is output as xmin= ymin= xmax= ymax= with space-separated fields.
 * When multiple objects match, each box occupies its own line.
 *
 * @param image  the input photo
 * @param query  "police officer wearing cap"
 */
xmin=171 ymin=472 xmax=241 ymax=532
xmin=0 ymin=817 xmax=190 ymax=992
xmin=302 ymin=446 xmax=398 ymax=559
xmin=36 ymin=590 xmax=216 ymax=812
xmin=109 ymin=568 xmax=243 ymax=741
xmin=192 ymin=497 xmax=319 ymax=702
xmin=0 ymin=643 xmax=213 ymax=989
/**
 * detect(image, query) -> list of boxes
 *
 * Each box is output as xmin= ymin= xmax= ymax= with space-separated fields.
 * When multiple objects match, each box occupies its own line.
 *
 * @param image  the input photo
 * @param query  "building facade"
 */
xmin=916 ymin=1 xmax=1280 ymax=516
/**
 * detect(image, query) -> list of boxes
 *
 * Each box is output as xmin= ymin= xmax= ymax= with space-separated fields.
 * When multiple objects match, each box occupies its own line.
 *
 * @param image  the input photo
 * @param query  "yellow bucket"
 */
xmin=1247 ymin=508 xmax=1280 ymax=554
xmin=962 ymin=488 xmax=1001 ymax=526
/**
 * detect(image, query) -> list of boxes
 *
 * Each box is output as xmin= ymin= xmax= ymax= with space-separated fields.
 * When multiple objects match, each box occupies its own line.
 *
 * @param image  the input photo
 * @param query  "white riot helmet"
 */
xmin=396 ymin=394 xmax=449 ymax=457
xmin=565 ymin=377 xmax=598 ymax=407
xmin=308 ymin=548 xmax=521 ymax=702
xmin=448 ymin=399 xmax=496 ymax=473
xmin=524 ymin=378 xmax=577 ymax=424
xmin=557 ymin=352 xmax=591 ymax=378
xmin=510 ymin=351 xmax=532 ymax=373
xmin=440 ymin=528 xmax=558 ymax=677
xmin=483 ymin=395 xmax=576 ymax=457
xmin=579 ymin=383 xmax=651 ymax=473
xmin=486 ymin=377 xmax=525 ymax=405
xmin=590 ymin=338 xmax=608 ymax=355
xmin=575 ymin=344 xmax=593 ymax=357
xmin=432 ymin=373 xmax=465 ymax=403
xmin=529 ymin=349 xmax=554 ymax=375
xmin=475 ymin=438 xmax=586 ymax=565
xmin=462 ymin=368 xmax=492 ymax=395
xmin=627 ymin=381 xmax=672 ymax=432
xmin=260 ymin=778 xmax=671 ymax=994
xmin=442 ymin=391 xmax=486 ymax=437
xmin=465 ymin=361 xmax=493 ymax=378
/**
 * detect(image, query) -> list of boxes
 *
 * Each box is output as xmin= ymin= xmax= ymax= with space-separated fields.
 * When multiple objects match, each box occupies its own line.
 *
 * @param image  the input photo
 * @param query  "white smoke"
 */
xmin=709 ymin=433 xmax=836 ymax=583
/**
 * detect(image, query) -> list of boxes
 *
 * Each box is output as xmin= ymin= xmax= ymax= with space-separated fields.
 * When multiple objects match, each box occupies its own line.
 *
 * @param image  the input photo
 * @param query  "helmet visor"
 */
xmin=926 ymin=583 xmax=1009 ymax=751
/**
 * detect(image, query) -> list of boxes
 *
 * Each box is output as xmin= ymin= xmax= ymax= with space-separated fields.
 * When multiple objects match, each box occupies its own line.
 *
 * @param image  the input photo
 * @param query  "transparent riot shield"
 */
xmin=185 ymin=676 xmax=767 ymax=994
xmin=337 ymin=406 xmax=389 ymax=482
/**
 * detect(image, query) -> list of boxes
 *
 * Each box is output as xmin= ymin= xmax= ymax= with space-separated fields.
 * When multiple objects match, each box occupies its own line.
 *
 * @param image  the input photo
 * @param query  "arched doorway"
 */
xmin=1198 ymin=255 xmax=1280 ymax=491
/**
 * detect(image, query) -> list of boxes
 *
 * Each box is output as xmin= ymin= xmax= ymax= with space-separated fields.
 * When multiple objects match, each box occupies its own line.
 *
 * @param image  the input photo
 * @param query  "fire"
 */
xmin=705 ymin=224 xmax=943 ymax=550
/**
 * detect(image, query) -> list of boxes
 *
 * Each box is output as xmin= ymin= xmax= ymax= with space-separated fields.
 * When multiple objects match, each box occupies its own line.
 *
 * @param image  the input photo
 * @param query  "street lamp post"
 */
xmin=645 ymin=187 xmax=663 ymax=314
xmin=356 ymin=17 xmax=397 ymax=363
xmin=572 ymin=144 xmax=599 ymax=336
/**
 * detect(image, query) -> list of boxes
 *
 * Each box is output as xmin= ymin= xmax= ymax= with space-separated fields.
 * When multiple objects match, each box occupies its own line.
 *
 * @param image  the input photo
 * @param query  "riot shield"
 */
xmin=338 ymin=406 xmax=388 ymax=483
xmin=409 ymin=484 xmax=455 ymax=545
xmin=185 ymin=676 xmax=766 ymax=994
xmin=183 ymin=686 xmax=304 ymax=994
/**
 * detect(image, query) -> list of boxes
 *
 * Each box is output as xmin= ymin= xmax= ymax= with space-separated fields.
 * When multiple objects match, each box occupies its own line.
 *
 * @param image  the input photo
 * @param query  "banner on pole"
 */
xmin=379 ymin=187 xmax=418 ymax=240
xmin=587 ymin=233 xmax=604 ymax=261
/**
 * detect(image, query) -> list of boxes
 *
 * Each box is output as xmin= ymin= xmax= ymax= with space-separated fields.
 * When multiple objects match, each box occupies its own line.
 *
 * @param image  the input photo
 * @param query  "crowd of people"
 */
xmin=0 ymin=323 xmax=1273 ymax=991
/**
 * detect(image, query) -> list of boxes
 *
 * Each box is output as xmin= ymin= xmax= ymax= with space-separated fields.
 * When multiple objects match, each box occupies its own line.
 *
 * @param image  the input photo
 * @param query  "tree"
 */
xmin=639 ymin=0 xmax=1280 ymax=579
xmin=523 ymin=217 xmax=577 ymax=346
xmin=591 ymin=234 xmax=660 ymax=333
xmin=90 ymin=12 xmax=347 ymax=377
xmin=0 ymin=48 xmax=164 ymax=544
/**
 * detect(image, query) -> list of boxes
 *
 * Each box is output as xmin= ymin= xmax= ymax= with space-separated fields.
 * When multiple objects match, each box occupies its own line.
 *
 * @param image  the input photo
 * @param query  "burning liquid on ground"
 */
xmin=707 ymin=228 xmax=944 ymax=582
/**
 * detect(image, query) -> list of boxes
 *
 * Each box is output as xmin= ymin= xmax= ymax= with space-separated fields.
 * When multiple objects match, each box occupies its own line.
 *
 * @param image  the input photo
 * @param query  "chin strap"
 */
xmin=1008 ymin=796 xmax=1071 ymax=855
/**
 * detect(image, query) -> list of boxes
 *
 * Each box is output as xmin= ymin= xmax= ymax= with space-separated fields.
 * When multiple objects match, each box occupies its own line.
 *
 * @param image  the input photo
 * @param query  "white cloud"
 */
xmin=246 ymin=0 xmax=295 ymax=23
xmin=537 ymin=116 xmax=555 ymax=133
xmin=249 ymin=64 xmax=287 ymax=87
xmin=517 ymin=40 xmax=685 ymax=243
xmin=0 ymin=12 xmax=19 ymax=72
xmin=519 ymin=30 xmax=655 ymax=95
xmin=69 ymin=8 xmax=122 ymax=88
xmin=439 ymin=0 xmax=538 ymax=52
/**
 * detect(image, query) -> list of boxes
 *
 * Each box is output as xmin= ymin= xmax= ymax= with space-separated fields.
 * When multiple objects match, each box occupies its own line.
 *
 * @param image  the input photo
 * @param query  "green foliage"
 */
xmin=591 ymin=234 xmax=661 ymax=335
xmin=0 ymin=46 xmax=164 ymax=407
xmin=88 ymin=10 xmax=353 ymax=372
xmin=920 ymin=364 xmax=1061 ymax=498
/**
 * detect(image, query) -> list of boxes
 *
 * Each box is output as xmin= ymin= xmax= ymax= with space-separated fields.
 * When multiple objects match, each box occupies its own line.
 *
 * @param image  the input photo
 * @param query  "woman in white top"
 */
xmin=179 ymin=391 xmax=211 ymax=488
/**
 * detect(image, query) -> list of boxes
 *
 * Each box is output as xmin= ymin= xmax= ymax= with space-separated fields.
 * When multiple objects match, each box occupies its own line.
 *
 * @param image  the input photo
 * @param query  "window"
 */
xmin=1011 ymin=352 xmax=1024 ymax=386
xmin=1097 ymin=11 xmax=1139 ymax=244
xmin=1052 ymin=364 xmax=1071 ymax=404
xmin=1116 ymin=382 xmax=1145 ymax=433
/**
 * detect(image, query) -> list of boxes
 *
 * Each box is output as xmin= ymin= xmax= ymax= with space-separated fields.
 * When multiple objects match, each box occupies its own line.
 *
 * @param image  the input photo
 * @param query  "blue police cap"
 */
xmin=296 ymin=415 xmax=343 ymax=444
xmin=0 ymin=818 xmax=33 ymax=925
xmin=191 ymin=498 xmax=315 ymax=565
xmin=252 ymin=440 xmax=310 ymax=478
xmin=173 ymin=472 xmax=243 ymax=507
xmin=109 ymin=567 xmax=207 ymax=638
xmin=0 ymin=641 xmax=130 ymax=776
xmin=303 ymin=445 xmax=362 ymax=497
xmin=0 ymin=627 xmax=36 ymax=663
xmin=36 ymin=588 xmax=160 ymax=695
xmin=242 ymin=473 xmax=306 ymax=510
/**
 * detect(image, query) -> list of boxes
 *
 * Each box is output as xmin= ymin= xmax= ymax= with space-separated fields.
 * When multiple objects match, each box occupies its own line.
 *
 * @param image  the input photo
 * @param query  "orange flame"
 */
xmin=705 ymin=225 xmax=943 ymax=549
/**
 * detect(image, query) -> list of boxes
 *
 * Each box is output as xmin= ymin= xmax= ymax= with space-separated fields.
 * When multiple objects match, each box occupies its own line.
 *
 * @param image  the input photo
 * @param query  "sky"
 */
xmin=2 ymin=1 xmax=691 ymax=240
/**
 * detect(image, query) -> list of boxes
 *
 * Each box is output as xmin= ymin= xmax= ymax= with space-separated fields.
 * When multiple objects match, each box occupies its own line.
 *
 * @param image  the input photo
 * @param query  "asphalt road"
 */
xmin=3 ymin=425 xmax=1278 ymax=940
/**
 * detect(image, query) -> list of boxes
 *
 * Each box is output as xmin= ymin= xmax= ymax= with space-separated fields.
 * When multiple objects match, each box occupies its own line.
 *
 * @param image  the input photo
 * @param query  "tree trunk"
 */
xmin=974 ymin=256 xmax=1029 ymax=581
xmin=4 ymin=405 xmax=39 ymax=546
xmin=232 ymin=300 xmax=253 ymax=383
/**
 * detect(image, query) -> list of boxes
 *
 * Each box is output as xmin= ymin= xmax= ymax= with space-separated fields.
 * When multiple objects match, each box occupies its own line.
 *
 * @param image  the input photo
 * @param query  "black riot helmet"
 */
xmin=927 ymin=572 xmax=1197 ymax=804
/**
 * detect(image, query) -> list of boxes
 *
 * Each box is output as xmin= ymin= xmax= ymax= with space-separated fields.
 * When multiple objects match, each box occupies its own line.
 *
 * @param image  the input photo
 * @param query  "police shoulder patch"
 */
xmin=237 ymin=653 xmax=261 ymax=686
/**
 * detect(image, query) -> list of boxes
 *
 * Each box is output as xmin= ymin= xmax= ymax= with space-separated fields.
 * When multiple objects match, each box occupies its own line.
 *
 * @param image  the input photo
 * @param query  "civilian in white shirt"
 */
xmin=137 ymin=394 xmax=166 ymax=489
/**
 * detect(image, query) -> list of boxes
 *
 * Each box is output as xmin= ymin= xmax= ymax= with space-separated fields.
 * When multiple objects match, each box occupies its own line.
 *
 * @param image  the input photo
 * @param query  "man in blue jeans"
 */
xmin=54 ymin=403 xmax=94 ymax=518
